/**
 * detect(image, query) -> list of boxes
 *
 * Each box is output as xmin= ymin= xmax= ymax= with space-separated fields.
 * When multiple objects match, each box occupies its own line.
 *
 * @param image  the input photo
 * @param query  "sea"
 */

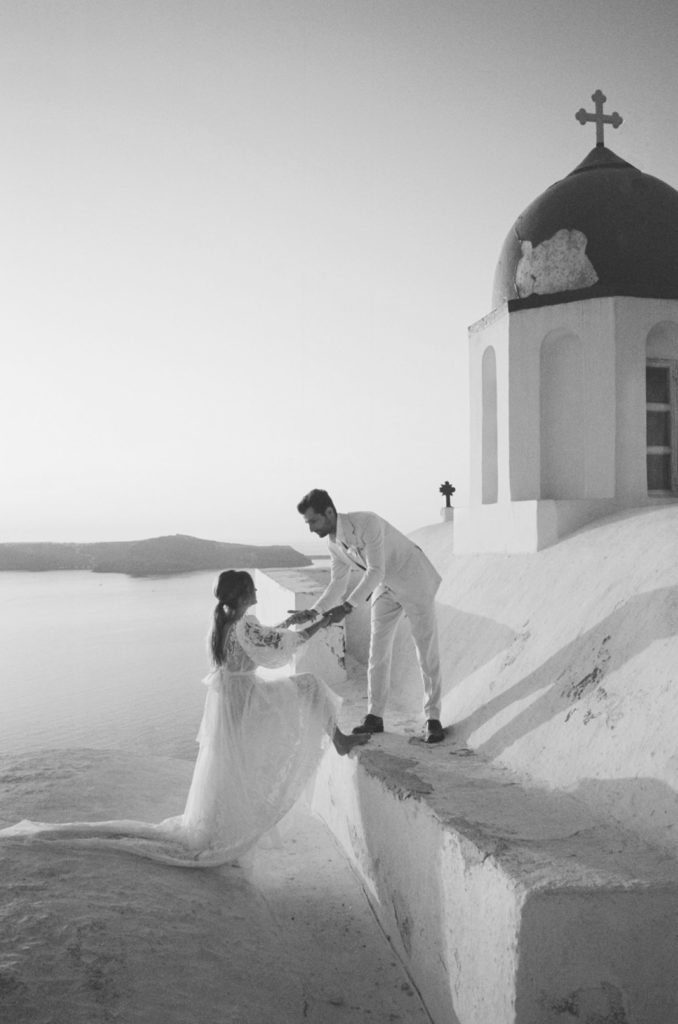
xmin=0 ymin=570 xmax=221 ymax=761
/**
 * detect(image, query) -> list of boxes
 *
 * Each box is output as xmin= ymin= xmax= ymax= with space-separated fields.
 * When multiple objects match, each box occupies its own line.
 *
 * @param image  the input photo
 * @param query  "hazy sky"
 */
xmin=3 ymin=0 xmax=678 ymax=552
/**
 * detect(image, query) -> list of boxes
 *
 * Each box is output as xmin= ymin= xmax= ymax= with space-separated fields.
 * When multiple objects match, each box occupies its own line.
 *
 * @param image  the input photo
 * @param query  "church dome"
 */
xmin=493 ymin=145 xmax=678 ymax=309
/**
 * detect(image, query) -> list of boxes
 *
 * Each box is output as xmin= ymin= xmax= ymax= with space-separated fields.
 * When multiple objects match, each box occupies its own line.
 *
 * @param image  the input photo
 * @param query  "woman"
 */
xmin=0 ymin=570 xmax=368 ymax=866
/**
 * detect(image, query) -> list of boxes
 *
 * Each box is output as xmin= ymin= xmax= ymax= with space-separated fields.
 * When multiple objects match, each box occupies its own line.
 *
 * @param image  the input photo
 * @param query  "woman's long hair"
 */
xmin=209 ymin=570 xmax=254 ymax=666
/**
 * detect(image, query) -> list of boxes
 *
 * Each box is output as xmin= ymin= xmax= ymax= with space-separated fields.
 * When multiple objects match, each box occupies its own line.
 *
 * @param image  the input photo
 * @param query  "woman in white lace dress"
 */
xmin=0 ymin=570 xmax=368 ymax=866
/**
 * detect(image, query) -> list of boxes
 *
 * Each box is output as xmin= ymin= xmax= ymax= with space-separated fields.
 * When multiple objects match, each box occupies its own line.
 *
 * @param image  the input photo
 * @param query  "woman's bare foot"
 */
xmin=332 ymin=728 xmax=370 ymax=756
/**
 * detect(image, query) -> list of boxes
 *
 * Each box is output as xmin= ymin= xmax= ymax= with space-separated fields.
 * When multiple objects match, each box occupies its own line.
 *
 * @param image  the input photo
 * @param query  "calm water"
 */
xmin=0 ymin=571 xmax=220 ymax=759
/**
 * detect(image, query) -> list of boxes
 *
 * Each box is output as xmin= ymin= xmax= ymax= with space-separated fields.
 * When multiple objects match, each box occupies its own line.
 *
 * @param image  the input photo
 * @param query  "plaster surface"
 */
xmin=514 ymin=228 xmax=598 ymax=298
xmin=314 ymin=733 xmax=678 ymax=1024
xmin=414 ymin=505 xmax=678 ymax=858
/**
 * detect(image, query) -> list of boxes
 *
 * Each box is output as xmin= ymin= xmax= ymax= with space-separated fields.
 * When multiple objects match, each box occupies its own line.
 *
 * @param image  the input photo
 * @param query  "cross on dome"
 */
xmin=575 ymin=89 xmax=623 ymax=146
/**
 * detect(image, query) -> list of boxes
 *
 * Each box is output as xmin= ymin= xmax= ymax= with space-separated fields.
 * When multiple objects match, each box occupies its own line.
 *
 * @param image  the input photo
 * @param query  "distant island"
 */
xmin=0 ymin=534 xmax=312 ymax=577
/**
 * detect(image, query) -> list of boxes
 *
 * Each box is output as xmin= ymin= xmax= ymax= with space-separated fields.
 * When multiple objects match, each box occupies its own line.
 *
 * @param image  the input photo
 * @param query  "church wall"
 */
xmin=507 ymin=300 xmax=616 ymax=502
xmin=459 ymin=300 xmax=620 ymax=552
xmin=580 ymin=300 xmax=617 ymax=498
xmin=483 ymin=298 xmax=678 ymax=514
xmin=506 ymin=315 xmax=541 ymax=499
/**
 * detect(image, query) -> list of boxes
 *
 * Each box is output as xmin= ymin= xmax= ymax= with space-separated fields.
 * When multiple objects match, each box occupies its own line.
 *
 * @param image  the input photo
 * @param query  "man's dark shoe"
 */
xmin=352 ymin=714 xmax=384 ymax=735
xmin=425 ymin=718 xmax=445 ymax=743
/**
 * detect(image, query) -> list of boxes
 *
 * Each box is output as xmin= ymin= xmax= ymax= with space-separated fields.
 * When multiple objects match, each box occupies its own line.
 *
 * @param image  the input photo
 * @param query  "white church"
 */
xmin=455 ymin=89 xmax=678 ymax=553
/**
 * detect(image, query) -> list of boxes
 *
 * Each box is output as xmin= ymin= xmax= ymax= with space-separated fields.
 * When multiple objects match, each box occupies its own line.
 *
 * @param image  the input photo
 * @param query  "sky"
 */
xmin=3 ymin=0 xmax=678 ymax=553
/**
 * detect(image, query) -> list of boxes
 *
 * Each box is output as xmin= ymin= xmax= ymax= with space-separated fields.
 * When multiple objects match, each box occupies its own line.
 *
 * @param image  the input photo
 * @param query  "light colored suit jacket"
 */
xmin=312 ymin=511 xmax=441 ymax=613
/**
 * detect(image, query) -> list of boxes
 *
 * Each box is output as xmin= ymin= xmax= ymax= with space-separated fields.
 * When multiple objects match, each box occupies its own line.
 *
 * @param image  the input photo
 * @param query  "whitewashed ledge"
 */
xmin=313 ymin=738 xmax=678 ymax=1024
xmin=258 ymin=569 xmax=678 ymax=1024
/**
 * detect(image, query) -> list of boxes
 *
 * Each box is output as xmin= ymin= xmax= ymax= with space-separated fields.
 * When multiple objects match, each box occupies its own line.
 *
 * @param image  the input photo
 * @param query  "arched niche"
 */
xmin=647 ymin=320 xmax=678 ymax=360
xmin=540 ymin=329 xmax=585 ymax=499
xmin=481 ymin=346 xmax=498 ymax=504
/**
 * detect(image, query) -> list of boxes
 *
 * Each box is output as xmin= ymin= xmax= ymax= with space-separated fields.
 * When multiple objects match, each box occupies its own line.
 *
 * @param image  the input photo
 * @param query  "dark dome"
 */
xmin=493 ymin=145 xmax=678 ymax=310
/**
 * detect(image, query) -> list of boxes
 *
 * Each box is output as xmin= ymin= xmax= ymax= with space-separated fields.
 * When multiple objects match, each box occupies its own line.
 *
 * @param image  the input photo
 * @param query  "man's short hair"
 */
xmin=297 ymin=489 xmax=336 ymax=515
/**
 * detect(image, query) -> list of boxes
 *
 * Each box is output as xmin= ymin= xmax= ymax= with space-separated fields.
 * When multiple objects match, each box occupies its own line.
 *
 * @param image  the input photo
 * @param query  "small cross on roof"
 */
xmin=439 ymin=481 xmax=456 ymax=507
xmin=575 ymin=89 xmax=623 ymax=147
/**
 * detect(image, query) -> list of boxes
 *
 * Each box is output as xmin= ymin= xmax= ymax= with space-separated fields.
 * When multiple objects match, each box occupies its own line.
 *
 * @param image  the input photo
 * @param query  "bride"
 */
xmin=0 ymin=570 xmax=368 ymax=866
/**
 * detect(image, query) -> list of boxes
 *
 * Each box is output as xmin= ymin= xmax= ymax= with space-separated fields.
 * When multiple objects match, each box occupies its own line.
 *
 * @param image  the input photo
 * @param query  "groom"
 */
xmin=286 ymin=489 xmax=445 ymax=743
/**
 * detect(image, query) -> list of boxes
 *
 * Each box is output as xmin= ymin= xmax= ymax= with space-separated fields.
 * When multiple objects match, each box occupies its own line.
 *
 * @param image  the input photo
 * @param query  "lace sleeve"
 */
xmin=235 ymin=615 xmax=305 ymax=669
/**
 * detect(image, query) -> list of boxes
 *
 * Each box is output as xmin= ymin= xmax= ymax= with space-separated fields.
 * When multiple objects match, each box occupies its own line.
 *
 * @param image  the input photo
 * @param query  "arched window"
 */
xmin=646 ymin=322 xmax=678 ymax=494
xmin=540 ymin=330 xmax=585 ymax=499
xmin=481 ymin=346 xmax=498 ymax=504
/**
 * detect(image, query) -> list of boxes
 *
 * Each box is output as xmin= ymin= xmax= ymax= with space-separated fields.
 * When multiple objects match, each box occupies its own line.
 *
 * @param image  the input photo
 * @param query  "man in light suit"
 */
xmin=286 ymin=489 xmax=445 ymax=743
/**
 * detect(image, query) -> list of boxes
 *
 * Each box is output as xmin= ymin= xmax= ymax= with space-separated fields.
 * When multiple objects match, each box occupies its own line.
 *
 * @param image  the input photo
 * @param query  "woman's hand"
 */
xmin=277 ymin=609 xmax=319 ymax=628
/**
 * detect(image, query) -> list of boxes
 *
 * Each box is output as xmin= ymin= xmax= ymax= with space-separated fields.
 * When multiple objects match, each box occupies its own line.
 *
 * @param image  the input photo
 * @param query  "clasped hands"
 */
xmin=278 ymin=604 xmax=352 ymax=629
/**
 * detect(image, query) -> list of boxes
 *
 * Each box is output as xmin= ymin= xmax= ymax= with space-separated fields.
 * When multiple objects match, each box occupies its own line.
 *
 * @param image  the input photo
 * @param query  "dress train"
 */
xmin=0 ymin=617 xmax=341 ymax=867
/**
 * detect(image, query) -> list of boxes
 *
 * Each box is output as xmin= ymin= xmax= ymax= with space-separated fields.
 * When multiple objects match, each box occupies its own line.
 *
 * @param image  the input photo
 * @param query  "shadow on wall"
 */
xmin=516 ymin=879 xmax=678 ymax=1024
xmin=388 ymin=602 xmax=517 ymax=714
xmin=574 ymin=775 xmax=678 ymax=860
xmin=453 ymin=585 xmax=678 ymax=759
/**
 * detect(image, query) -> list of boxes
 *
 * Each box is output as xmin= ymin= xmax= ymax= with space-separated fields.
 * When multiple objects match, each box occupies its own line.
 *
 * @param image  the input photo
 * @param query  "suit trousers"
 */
xmin=367 ymin=588 xmax=442 ymax=720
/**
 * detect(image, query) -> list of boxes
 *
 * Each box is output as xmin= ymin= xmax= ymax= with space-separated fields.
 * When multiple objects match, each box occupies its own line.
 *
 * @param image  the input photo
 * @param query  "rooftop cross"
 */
xmin=575 ymin=89 xmax=623 ymax=147
xmin=439 ymin=480 xmax=456 ymax=507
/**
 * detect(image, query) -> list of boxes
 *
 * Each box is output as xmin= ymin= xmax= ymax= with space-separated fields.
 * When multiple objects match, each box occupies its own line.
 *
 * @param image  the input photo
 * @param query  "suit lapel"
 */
xmin=337 ymin=515 xmax=366 ymax=569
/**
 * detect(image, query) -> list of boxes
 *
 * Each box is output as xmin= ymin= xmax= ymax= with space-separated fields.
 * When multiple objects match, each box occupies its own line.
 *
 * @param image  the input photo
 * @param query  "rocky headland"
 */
xmin=0 ymin=534 xmax=311 ymax=577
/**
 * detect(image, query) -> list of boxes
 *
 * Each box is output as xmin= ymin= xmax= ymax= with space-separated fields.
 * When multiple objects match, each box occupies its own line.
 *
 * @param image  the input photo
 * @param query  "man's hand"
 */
xmin=277 ymin=609 xmax=319 ymax=628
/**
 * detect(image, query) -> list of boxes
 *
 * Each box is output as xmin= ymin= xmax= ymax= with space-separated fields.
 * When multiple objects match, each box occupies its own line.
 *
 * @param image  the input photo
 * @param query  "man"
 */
xmin=286 ymin=489 xmax=445 ymax=743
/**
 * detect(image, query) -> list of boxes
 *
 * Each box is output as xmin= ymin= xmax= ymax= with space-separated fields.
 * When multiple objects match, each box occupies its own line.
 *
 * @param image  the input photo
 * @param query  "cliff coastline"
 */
xmin=0 ymin=534 xmax=311 ymax=577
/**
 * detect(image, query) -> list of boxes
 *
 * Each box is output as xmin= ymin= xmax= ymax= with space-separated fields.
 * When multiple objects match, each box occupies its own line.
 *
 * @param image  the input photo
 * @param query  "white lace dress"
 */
xmin=0 ymin=616 xmax=341 ymax=867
